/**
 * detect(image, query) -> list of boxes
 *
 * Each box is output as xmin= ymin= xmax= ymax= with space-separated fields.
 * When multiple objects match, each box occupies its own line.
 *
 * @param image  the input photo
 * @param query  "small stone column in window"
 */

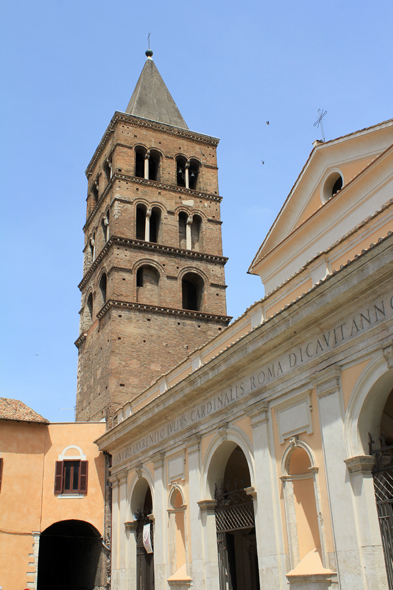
xmin=145 ymin=209 xmax=152 ymax=242
xmin=186 ymin=217 xmax=192 ymax=250
xmin=144 ymin=153 xmax=150 ymax=180
xmin=185 ymin=162 xmax=190 ymax=189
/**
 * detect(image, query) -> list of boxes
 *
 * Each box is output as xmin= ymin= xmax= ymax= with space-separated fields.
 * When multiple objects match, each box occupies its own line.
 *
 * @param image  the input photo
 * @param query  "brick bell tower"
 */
xmin=75 ymin=50 xmax=231 ymax=422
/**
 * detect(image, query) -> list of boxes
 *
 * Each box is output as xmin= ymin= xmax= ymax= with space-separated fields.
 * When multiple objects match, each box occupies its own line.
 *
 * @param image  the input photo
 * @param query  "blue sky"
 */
xmin=1 ymin=0 xmax=392 ymax=422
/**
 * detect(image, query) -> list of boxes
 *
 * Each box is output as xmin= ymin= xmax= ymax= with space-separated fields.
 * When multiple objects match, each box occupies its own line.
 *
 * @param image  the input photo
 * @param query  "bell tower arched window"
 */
xmin=191 ymin=215 xmax=202 ymax=251
xmin=136 ymin=265 xmax=160 ymax=305
xmin=99 ymin=273 xmax=107 ymax=306
xmin=149 ymin=150 xmax=160 ymax=181
xmin=182 ymin=272 xmax=204 ymax=311
xmin=189 ymin=159 xmax=200 ymax=190
xmin=136 ymin=205 xmax=147 ymax=240
xmin=176 ymin=157 xmax=187 ymax=187
xmin=135 ymin=147 xmax=145 ymax=179
xmin=150 ymin=207 xmax=161 ymax=243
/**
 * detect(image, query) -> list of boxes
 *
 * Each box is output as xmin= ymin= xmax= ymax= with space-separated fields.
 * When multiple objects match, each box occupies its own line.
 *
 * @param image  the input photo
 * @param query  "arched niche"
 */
xmin=136 ymin=265 xmax=160 ymax=306
xmin=281 ymin=439 xmax=328 ymax=571
xmin=168 ymin=486 xmax=188 ymax=578
xmin=182 ymin=272 xmax=204 ymax=311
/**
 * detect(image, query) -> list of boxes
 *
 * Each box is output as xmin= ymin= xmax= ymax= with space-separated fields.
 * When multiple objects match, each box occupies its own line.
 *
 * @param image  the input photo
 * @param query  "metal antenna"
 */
xmin=147 ymin=33 xmax=151 ymax=49
xmin=314 ymin=109 xmax=327 ymax=142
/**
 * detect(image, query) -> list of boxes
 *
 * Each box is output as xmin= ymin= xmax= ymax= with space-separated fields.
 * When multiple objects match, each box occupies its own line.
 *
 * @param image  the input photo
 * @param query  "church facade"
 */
xmin=76 ymin=52 xmax=393 ymax=590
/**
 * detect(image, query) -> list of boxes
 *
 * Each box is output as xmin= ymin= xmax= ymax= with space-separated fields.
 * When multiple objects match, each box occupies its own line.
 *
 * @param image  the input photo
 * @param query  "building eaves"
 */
xmin=0 ymin=398 xmax=49 ymax=423
xmin=110 ymin=225 xmax=393 ymax=424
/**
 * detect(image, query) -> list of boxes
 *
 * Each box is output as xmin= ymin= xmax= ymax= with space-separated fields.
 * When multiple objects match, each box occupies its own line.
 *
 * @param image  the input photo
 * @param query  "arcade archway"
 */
xmin=208 ymin=443 xmax=260 ymax=590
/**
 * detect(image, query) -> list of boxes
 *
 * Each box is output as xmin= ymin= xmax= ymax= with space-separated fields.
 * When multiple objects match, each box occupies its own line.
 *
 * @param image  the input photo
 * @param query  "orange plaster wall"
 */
xmin=233 ymin=417 xmax=253 ymax=446
xmin=40 ymin=422 xmax=106 ymax=534
xmin=341 ymin=358 xmax=372 ymax=411
xmin=0 ymin=421 xmax=47 ymax=590
xmin=265 ymin=279 xmax=313 ymax=318
xmin=0 ymin=533 xmax=37 ymax=590
xmin=271 ymin=390 xmax=334 ymax=558
xmin=330 ymin=219 xmax=393 ymax=272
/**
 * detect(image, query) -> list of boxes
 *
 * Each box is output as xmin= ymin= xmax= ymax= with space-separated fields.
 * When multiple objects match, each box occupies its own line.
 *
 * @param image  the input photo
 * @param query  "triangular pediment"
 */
xmin=125 ymin=57 xmax=188 ymax=130
xmin=249 ymin=119 xmax=393 ymax=274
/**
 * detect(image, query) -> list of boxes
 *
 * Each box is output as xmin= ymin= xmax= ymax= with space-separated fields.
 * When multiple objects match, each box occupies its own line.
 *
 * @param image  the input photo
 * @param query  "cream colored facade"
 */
xmin=98 ymin=119 xmax=393 ymax=590
xmin=0 ymin=414 xmax=106 ymax=590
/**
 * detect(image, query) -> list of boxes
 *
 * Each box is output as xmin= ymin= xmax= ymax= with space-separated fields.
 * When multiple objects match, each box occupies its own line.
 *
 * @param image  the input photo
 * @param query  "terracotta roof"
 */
xmin=0 ymin=398 xmax=49 ymax=423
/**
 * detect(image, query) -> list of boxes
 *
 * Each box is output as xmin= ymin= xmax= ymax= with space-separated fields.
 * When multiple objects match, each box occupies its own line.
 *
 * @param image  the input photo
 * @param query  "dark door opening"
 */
xmin=37 ymin=520 xmax=103 ymax=590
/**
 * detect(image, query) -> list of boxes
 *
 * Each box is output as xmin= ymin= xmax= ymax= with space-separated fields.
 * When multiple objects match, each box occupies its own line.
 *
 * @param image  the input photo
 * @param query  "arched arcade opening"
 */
xmin=37 ymin=520 xmax=104 ymax=590
xmin=207 ymin=442 xmax=260 ymax=590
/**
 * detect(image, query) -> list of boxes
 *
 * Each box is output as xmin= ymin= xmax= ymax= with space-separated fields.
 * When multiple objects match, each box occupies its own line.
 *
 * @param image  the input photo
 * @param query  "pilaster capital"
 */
xmin=218 ymin=423 xmax=228 ymax=441
xmin=118 ymin=473 xmax=128 ymax=486
xmin=313 ymin=365 xmax=341 ymax=398
xmin=152 ymin=451 xmax=165 ymax=470
xmin=124 ymin=520 xmax=138 ymax=531
xmin=186 ymin=434 xmax=201 ymax=454
xmin=108 ymin=474 xmax=120 ymax=486
xmin=382 ymin=340 xmax=393 ymax=369
xmin=247 ymin=400 xmax=269 ymax=427
xmin=244 ymin=486 xmax=257 ymax=500
xmin=344 ymin=455 xmax=375 ymax=474
xmin=198 ymin=499 xmax=217 ymax=514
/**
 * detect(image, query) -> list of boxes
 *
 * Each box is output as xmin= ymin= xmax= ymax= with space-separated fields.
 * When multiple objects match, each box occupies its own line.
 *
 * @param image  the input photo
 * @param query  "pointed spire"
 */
xmin=125 ymin=50 xmax=188 ymax=130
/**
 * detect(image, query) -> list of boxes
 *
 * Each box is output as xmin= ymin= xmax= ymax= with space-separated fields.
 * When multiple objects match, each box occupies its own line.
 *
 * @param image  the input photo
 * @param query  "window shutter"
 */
xmin=0 ymin=458 xmax=3 ymax=492
xmin=54 ymin=461 xmax=63 ymax=494
xmin=79 ymin=461 xmax=88 ymax=494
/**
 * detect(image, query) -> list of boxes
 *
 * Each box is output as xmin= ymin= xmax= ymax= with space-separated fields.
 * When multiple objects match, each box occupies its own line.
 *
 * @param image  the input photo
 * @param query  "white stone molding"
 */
xmin=217 ymin=422 xmax=228 ymax=441
xmin=344 ymin=455 xmax=375 ymax=474
xmin=281 ymin=438 xmax=329 ymax=571
xmin=313 ymin=365 xmax=341 ymax=399
xmin=186 ymin=434 xmax=204 ymax=589
xmin=135 ymin=463 xmax=142 ymax=479
xmin=128 ymin=466 xmax=155 ymax=521
xmin=247 ymin=400 xmax=284 ymax=589
xmin=315 ymin=365 xmax=365 ymax=589
xmin=26 ymin=532 xmax=40 ymax=590
xmin=152 ymin=451 xmax=167 ymax=590
xmin=58 ymin=444 xmax=86 ymax=461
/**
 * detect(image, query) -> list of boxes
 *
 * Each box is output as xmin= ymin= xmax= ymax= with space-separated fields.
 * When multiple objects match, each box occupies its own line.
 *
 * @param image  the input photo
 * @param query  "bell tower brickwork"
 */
xmin=75 ymin=57 xmax=231 ymax=422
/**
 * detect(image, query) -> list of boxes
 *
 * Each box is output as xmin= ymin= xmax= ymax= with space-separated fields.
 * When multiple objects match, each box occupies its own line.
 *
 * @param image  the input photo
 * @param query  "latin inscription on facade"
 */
xmin=113 ymin=293 xmax=393 ymax=465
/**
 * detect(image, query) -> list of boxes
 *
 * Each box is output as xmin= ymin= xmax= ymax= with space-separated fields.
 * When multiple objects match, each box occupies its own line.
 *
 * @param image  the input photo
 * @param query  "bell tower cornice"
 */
xmin=83 ymin=173 xmax=222 ymax=233
xmin=86 ymin=112 xmax=219 ymax=179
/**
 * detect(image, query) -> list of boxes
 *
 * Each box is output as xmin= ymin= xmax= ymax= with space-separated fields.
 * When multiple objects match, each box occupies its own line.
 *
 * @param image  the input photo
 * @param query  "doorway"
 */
xmin=37 ymin=520 xmax=102 ymax=590
xmin=214 ymin=446 xmax=260 ymax=590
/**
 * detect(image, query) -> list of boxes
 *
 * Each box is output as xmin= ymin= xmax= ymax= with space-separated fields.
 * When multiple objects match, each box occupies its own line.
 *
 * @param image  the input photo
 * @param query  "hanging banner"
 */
xmin=143 ymin=523 xmax=153 ymax=554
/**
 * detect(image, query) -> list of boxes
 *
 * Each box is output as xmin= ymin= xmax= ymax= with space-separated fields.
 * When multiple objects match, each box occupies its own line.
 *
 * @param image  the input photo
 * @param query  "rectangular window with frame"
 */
xmin=54 ymin=460 xmax=88 ymax=495
xmin=0 ymin=458 xmax=3 ymax=492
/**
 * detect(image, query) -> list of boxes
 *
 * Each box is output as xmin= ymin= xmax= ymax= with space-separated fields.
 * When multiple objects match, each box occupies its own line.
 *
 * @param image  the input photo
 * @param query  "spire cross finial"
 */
xmin=313 ymin=108 xmax=327 ymax=142
xmin=147 ymin=33 xmax=151 ymax=49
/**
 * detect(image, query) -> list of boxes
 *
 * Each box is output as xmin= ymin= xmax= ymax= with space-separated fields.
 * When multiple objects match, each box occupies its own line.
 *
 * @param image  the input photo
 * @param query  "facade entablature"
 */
xmin=251 ymin=146 xmax=393 ymax=294
xmin=263 ymin=198 xmax=393 ymax=317
xmin=109 ymin=232 xmax=393 ymax=428
xmin=83 ymin=173 xmax=222 ymax=233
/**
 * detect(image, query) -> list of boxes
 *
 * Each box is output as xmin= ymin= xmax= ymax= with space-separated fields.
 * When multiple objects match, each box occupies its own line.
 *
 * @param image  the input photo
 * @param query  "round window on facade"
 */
xmin=321 ymin=170 xmax=344 ymax=204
